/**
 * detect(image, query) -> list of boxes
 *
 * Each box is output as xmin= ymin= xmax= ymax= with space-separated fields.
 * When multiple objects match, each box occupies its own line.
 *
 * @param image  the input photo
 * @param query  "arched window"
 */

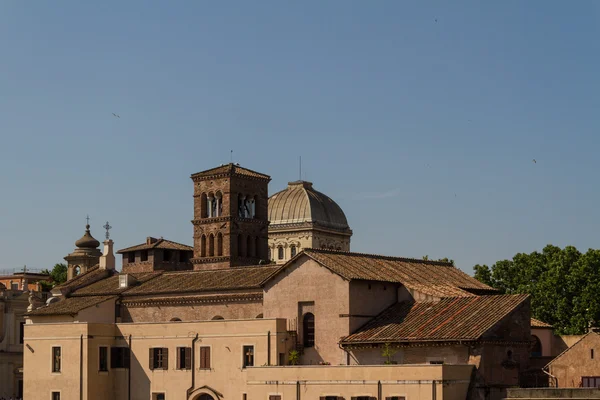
xmin=303 ymin=312 xmax=315 ymax=348
xmin=278 ymin=246 xmax=284 ymax=260
xmin=209 ymin=234 xmax=215 ymax=257
xmin=74 ymin=266 xmax=81 ymax=276
xmin=248 ymin=235 xmax=254 ymax=257
xmin=212 ymin=316 xmax=224 ymax=320
xmin=201 ymin=193 xmax=208 ymax=218
xmin=531 ymin=335 xmax=542 ymax=357
xmin=201 ymin=235 xmax=207 ymax=257
xmin=255 ymin=236 xmax=261 ymax=259
xmin=170 ymin=317 xmax=182 ymax=322
xmin=238 ymin=234 xmax=244 ymax=257
xmin=290 ymin=245 xmax=297 ymax=258
xmin=215 ymin=191 xmax=223 ymax=217
xmin=217 ymin=233 xmax=223 ymax=256
xmin=256 ymin=313 xmax=263 ymax=319
xmin=268 ymin=248 xmax=272 ymax=260
xmin=253 ymin=196 xmax=258 ymax=218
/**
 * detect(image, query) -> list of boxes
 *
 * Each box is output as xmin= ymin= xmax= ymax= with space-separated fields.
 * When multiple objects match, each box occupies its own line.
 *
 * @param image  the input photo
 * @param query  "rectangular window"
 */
xmin=111 ymin=347 xmax=130 ymax=369
xmin=128 ymin=252 xmax=135 ymax=263
xmin=11 ymin=282 xmax=19 ymax=290
xmin=592 ymin=349 xmax=595 ymax=359
xmin=141 ymin=250 xmax=148 ymax=261
xmin=352 ymin=397 xmax=373 ymax=400
xmin=52 ymin=347 xmax=61 ymax=372
xmin=278 ymin=352 xmax=285 ymax=366
xmin=323 ymin=397 xmax=339 ymax=400
xmin=200 ymin=346 xmax=211 ymax=369
xmin=386 ymin=398 xmax=406 ymax=400
xmin=269 ymin=396 xmax=282 ymax=400
xmin=429 ymin=360 xmax=444 ymax=365
xmin=243 ymin=345 xmax=254 ymax=368
xmin=152 ymin=394 xmax=165 ymax=400
xmin=19 ymin=321 xmax=25 ymax=344
xmin=52 ymin=392 xmax=61 ymax=400
xmin=582 ymin=376 xmax=600 ymax=388
xmin=163 ymin=250 xmax=171 ymax=261
xmin=99 ymin=347 xmax=108 ymax=372
xmin=150 ymin=347 xmax=168 ymax=370
xmin=179 ymin=251 xmax=187 ymax=262
xmin=177 ymin=347 xmax=192 ymax=370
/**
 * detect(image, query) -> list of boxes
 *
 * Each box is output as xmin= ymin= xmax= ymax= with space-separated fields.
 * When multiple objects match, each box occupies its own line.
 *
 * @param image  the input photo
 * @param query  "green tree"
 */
xmin=473 ymin=245 xmax=600 ymax=335
xmin=40 ymin=263 xmax=68 ymax=290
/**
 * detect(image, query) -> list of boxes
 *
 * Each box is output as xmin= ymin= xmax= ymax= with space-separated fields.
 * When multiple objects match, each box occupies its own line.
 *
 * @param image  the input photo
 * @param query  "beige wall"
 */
xmin=263 ymin=257 xmax=351 ymax=365
xmin=268 ymin=229 xmax=350 ymax=264
xmin=349 ymin=280 xmax=398 ymax=333
xmin=246 ymin=364 xmax=474 ymax=400
xmin=549 ymin=333 xmax=600 ymax=388
xmin=349 ymin=344 xmax=469 ymax=366
xmin=532 ymin=327 xmax=554 ymax=357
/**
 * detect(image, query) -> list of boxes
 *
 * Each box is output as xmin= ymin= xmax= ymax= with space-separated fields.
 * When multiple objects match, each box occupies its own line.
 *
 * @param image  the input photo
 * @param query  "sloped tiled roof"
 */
xmin=341 ymin=294 xmax=529 ymax=344
xmin=117 ymin=238 xmax=193 ymax=254
xmin=296 ymin=249 xmax=496 ymax=297
xmin=122 ymin=265 xmax=280 ymax=296
xmin=531 ymin=318 xmax=553 ymax=328
xmin=191 ymin=163 xmax=270 ymax=180
xmin=53 ymin=266 xmax=116 ymax=292
xmin=70 ymin=272 xmax=162 ymax=296
xmin=27 ymin=295 xmax=116 ymax=316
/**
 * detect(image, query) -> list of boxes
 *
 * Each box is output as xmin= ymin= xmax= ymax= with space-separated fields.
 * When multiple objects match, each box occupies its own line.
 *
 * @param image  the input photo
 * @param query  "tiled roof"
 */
xmin=341 ymin=294 xmax=529 ymax=344
xmin=27 ymin=295 xmax=116 ymax=316
xmin=121 ymin=265 xmax=280 ymax=296
xmin=53 ymin=266 xmax=116 ymax=291
xmin=117 ymin=238 xmax=193 ymax=254
xmin=191 ymin=163 xmax=270 ymax=180
xmin=531 ymin=318 xmax=553 ymax=328
xmin=299 ymin=249 xmax=497 ymax=297
xmin=70 ymin=272 xmax=162 ymax=296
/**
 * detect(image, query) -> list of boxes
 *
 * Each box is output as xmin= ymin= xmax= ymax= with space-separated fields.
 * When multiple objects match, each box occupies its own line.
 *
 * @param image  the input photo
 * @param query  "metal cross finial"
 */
xmin=86 ymin=215 xmax=90 ymax=225
xmin=103 ymin=221 xmax=112 ymax=240
xmin=22 ymin=265 xmax=28 ymax=274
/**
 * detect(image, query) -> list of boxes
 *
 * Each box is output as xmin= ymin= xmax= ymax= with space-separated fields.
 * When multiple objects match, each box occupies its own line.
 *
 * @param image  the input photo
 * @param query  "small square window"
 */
xmin=52 ymin=392 xmax=61 ymax=400
xmin=141 ymin=250 xmax=148 ymax=262
xmin=128 ymin=252 xmax=135 ymax=263
xmin=152 ymin=394 xmax=165 ymax=400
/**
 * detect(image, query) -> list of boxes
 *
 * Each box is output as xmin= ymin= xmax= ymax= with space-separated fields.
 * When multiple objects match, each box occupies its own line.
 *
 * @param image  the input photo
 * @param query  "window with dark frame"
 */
xmin=243 ymin=345 xmax=254 ymax=368
xmin=177 ymin=347 xmax=192 ymax=370
xmin=269 ymin=396 xmax=282 ymax=400
xmin=278 ymin=246 xmax=284 ymax=260
xmin=141 ymin=250 xmax=148 ymax=261
xmin=111 ymin=347 xmax=130 ymax=369
xmin=99 ymin=346 xmax=108 ymax=372
xmin=324 ymin=397 xmax=338 ymax=400
xmin=150 ymin=347 xmax=168 ymax=370
xmin=128 ymin=252 xmax=135 ymax=263
xmin=290 ymin=245 xmax=297 ymax=258
xmin=163 ymin=250 xmax=171 ymax=262
xmin=303 ymin=312 xmax=315 ymax=348
xmin=52 ymin=392 xmax=61 ymax=400
xmin=152 ymin=394 xmax=166 ymax=400
xmin=200 ymin=346 xmax=211 ymax=369
xmin=386 ymin=397 xmax=406 ymax=400
xmin=52 ymin=346 xmax=61 ymax=372
xmin=19 ymin=321 xmax=25 ymax=344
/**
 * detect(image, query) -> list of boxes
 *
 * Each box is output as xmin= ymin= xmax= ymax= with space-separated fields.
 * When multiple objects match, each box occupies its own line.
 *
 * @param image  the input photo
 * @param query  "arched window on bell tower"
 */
xmin=201 ymin=235 xmax=206 ymax=257
xmin=209 ymin=234 xmax=215 ymax=257
xmin=237 ymin=234 xmax=244 ymax=257
xmin=217 ymin=233 xmax=223 ymax=256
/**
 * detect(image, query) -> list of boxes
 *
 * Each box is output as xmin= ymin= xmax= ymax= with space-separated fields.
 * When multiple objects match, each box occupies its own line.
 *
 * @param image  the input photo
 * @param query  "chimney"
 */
xmin=99 ymin=239 xmax=115 ymax=270
xmin=146 ymin=237 xmax=158 ymax=245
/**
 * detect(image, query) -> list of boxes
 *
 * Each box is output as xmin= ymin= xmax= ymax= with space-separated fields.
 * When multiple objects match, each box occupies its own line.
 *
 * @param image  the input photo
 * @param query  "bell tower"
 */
xmin=64 ymin=220 xmax=102 ymax=280
xmin=191 ymin=163 xmax=270 ymax=270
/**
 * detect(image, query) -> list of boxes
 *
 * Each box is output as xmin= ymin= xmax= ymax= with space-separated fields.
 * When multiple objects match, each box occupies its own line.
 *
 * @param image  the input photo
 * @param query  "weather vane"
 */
xmin=103 ymin=221 xmax=112 ymax=240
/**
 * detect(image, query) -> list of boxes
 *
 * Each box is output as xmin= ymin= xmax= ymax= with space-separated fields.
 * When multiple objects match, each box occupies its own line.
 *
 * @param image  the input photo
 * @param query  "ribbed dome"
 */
xmin=75 ymin=225 xmax=100 ymax=249
xmin=268 ymin=181 xmax=350 ymax=231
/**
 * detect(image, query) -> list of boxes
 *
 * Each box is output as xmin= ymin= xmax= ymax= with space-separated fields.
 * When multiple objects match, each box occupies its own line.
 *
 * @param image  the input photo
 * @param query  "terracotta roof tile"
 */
xmin=70 ymin=272 xmax=162 ymax=296
xmin=117 ymin=238 xmax=193 ymax=254
xmin=301 ymin=249 xmax=496 ymax=296
xmin=53 ymin=266 xmax=116 ymax=292
xmin=341 ymin=294 xmax=529 ymax=344
xmin=191 ymin=164 xmax=270 ymax=180
xmin=531 ymin=318 xmax=553 ymax=328
xmin=115 ymin=265 xmax=280 ymax=296
xmin=27 ymin=295 xmax=116 ymax=316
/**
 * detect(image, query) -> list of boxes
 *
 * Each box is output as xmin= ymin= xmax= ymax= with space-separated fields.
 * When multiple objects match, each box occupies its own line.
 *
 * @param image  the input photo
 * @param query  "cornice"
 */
xmin=192 ymin=217 xmax=269 ymax=226
xmin=123 ymin=293 xmax=263 ymax=307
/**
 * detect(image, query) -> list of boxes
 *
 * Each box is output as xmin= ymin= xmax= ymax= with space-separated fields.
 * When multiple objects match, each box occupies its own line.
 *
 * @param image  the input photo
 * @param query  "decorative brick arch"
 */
xmin=189 ymin=385 xmax=222 ymax=400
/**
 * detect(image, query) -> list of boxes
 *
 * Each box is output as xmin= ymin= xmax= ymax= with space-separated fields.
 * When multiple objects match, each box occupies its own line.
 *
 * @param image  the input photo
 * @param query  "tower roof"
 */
xmin=268 ymin=181 xmax=350 ymax=231
xmin=191 ymin=163 xmax=271 ymax=181
xmin=75 ymin=225 xmax=100 ymax=249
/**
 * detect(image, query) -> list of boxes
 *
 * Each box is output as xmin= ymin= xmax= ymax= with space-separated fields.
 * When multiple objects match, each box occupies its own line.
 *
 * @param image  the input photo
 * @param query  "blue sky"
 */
xmin=1 ymin=1 xmax=598 ymax=273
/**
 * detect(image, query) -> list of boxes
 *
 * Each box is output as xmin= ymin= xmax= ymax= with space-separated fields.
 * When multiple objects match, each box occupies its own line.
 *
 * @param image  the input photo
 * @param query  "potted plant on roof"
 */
xmin=288 ymin=349 xmax=299 ymax=366
xmin=382 ymin=343 xmax=397 ymax=365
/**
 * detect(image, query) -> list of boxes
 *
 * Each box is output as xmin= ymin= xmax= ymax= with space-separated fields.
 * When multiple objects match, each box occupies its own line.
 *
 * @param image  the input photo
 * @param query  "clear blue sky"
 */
xmin=1 ymin=1 xmax=598 ymax=273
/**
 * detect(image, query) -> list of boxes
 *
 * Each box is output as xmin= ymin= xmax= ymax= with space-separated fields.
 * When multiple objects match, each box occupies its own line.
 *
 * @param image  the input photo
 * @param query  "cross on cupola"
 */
xmin=103 ymin=221 xmax=112 ymax=240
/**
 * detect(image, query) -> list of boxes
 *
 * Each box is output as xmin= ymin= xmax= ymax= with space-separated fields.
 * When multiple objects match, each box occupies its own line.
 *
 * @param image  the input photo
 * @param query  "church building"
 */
xmin=23 ymin=163 xmax=534 ymax=400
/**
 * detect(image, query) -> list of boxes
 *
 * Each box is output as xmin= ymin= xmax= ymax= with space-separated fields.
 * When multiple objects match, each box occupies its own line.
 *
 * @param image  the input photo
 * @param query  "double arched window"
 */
xmin=303 ymin=312 xmax=315 ymax=348
xmin=278 ymin=246 xmax=284 ymax=260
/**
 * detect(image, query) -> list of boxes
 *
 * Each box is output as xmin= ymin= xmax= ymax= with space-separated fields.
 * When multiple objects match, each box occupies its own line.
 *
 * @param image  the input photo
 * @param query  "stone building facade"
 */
xmin=24 ymin=163 xmax=537 ymax=400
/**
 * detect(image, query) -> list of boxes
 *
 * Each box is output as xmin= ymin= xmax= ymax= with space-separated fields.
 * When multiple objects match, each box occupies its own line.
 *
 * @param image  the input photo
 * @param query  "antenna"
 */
xmin=299 ymin=156 xmax=302 ymax=181
xmin=230 ymin=150 xmax=233 ymax=163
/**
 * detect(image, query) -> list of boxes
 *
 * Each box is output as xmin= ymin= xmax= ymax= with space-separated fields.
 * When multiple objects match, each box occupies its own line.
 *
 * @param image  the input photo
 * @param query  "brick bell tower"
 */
xmin=191 ymin=163 xmax=271 ymax=270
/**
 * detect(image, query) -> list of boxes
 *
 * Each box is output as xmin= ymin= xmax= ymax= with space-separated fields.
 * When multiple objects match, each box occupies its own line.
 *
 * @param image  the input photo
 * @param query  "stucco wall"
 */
xmin=77 ymin=297 xmax=116 ymax=323
xmin=348 ymin=280 xmax=398 ymax=333
xmin=263 ymin=257 xmax=351 ymax=365
xmin=349 ymin=344 xmax=469 ymax=366
xmin=549 ymin=333 xmax=600 ymax=388
xmin=532 ymin=327 xmax=555 ymax=357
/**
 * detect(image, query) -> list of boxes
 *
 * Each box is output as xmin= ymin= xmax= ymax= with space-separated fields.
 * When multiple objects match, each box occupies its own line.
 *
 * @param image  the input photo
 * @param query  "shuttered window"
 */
xmin=177 ymin=347 xmax=192 ymax=370
xmin=99 ymin=347 xmax=108 ymax=372
xmin=149 ymin=348 xmax=168 ymax=370
xmin=200 ymin=346 xmax=211 ymax=369
xmin=111 ymin=347 xmax=130 ymax=369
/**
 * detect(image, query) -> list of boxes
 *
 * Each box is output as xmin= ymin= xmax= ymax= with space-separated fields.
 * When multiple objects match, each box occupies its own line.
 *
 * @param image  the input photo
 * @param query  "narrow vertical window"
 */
xmin=303 ymin=313 xmax=315 ymax=348
xmin=141 ymin=250 xmax=148 ymax=261
xmin=99 ymin=347 xmax=108 ymax=372
xmin=177 ymin=347 xmax=191 ymax=370
xmin=278 ymin=246 xmax=284 ymax=260
xmin=243 ymin=345 xmax=254 ymax=368
xmin=255 ymin=236 xmax=261 ymax=259
xmin=52 ymin=392 xmax=61 ymax=400
xmin=19 ymin=321 xmax=25 ymax=344
xmin=217 ymin=233 xmax=223 ymax=256
xmin=128 ymin=252 xmax=135 ymax=263
xmin=290 ymin=245 xmax=297 ymax=258
xmin=163 ymin=250 xmax=171 ymax=262
xmin=201 ymin=235 xmax=207 ymax=257
xmin=209 ymin=234 xmax=215 ymax=257
xmin=201 ymin=193 xmax=208 ymax=218
xmin=52 ymin=347 xmax=61 ymax=372
xmin=200 ymin=346 xmax=211 ymax=369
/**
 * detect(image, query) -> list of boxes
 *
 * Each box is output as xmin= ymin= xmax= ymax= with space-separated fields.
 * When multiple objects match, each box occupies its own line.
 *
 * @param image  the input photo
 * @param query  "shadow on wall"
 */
xmin=129 ymin=349 xmax=151 ymax=400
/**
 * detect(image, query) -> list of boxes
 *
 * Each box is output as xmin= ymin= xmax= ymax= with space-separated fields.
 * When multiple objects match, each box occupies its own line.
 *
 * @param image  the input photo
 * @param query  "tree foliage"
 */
xmin=423 ymin=255 xmax=455 ymax=266
xmin=40 ymin=263 xmax=68 ymax=290
xmin=473 ymin=245 xmax=600 ymax=335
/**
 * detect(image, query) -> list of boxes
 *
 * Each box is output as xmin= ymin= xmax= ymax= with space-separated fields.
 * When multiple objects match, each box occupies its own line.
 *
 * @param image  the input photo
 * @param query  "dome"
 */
xmin=268 ymin=181 xmax=350 ymax=231
xmin=75 ymin=225 xmax=100 ymax=249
